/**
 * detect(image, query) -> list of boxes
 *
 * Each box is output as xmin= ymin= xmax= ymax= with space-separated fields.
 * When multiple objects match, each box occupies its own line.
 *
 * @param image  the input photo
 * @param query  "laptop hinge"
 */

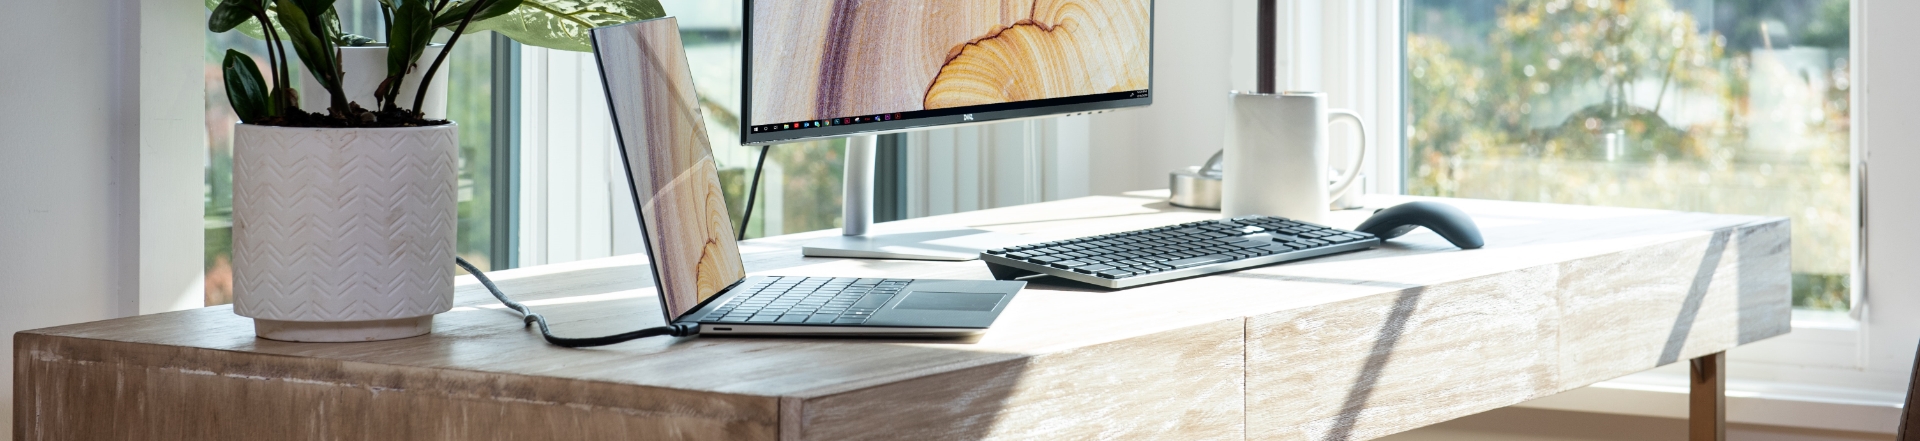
xmin=674 ymin=277 xmax=750 ymax=322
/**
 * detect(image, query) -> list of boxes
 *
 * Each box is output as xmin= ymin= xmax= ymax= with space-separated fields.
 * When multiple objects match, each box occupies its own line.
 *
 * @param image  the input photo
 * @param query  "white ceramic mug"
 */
xmin=1222 ymin=91 xmax=1368 ymax=223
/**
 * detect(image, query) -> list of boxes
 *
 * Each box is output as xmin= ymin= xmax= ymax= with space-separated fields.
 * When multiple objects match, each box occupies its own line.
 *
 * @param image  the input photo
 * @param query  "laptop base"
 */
xmin=697 ymin=324 xmax=986 ymax=337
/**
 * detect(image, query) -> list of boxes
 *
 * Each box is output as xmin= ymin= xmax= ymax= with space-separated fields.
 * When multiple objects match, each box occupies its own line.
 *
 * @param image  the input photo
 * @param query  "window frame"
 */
xmin=1298 ymin=0 xmax=1906 ymax=432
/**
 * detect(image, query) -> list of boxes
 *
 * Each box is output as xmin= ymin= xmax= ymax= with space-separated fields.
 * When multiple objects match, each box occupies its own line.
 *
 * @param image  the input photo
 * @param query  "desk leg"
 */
xmin=1690 ymin=351 xmax=1726 ymax=441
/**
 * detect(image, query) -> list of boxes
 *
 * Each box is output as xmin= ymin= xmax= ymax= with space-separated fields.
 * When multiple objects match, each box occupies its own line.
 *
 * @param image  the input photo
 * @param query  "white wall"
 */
xmin=1857 ymin=0 xmax=1920 ymax=394
xmin=0 ymin=0 xmax=204 ymax=434
xmin=0 ymin=2 xmax=121 ymax=434
xmin=1088 ymin=0 xmax=1247 ymax=195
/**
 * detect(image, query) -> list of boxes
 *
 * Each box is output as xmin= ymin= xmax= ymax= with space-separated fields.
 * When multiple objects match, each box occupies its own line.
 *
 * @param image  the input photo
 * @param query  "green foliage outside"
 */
xmin=716 ymin=140 xmax=848 ymax=241
xmin=1407 ymin=0 xmax=1853 ymax=310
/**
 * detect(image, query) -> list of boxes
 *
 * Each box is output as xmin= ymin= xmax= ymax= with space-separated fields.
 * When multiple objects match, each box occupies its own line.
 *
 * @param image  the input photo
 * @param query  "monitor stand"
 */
xmin=801 ymin=134 xmax=1035 ymax=261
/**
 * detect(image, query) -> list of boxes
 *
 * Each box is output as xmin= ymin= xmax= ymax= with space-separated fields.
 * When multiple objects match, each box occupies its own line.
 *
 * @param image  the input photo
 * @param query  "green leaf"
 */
xmin=466 ymin=0 xmax=666 ymax=52
xmin=222 ymin=50 xmax=271 ymax=123
xmin=338 ymin=33 xmax=378 ymax=46
xmin=205 ymin=0 xmax=283 ymax=40
xmin=383 ymin=0 xmax=436 ymax=107
xmin=274 ymin=0 xmax=347 ymax=110
xmin=434 ymin=0 xmax=525 ymax=30
xmin=207 ymin=0 xmax=263 ymax=33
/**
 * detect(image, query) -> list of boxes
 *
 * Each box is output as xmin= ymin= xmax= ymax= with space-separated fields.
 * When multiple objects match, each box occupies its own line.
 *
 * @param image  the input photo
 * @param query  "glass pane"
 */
xmin=1405 ymin=0 xmax=1853 ymax=311
xmin=665 ymin=0 xmax=845 ymax=239
xmin=203 ymin=2 xmax=497 ymax=304
xmin=449 ymin=37 xmax=495 ymax=271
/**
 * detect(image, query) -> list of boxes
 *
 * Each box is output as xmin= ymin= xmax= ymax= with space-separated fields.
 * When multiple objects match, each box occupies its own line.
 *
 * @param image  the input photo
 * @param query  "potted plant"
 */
xmin=209 ymin=0 xmax=663 ymax=342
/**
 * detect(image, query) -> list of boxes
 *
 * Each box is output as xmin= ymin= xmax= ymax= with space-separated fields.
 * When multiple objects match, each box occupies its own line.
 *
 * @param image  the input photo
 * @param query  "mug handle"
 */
xmin=1326 ymin=109 xmax=1368 ymax=200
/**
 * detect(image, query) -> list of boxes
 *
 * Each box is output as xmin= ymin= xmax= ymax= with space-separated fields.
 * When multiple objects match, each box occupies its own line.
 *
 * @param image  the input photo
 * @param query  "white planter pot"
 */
xmin=301 ymin=44 xmax=450 ymax=119
xmin=231 ymin=123 xmax=459 ymax=342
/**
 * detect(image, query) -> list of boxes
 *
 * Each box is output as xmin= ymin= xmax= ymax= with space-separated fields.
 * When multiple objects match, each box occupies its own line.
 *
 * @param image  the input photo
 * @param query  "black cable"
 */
xmin=739 ymin=145 xmax=771 ymax=241
xmin=455 ymin=257 xmax=696 ymax=347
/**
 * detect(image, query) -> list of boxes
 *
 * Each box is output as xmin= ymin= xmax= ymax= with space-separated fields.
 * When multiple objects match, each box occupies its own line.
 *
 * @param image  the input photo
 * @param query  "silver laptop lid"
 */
xmin=591 ymin=17 xmax=748 ymax=322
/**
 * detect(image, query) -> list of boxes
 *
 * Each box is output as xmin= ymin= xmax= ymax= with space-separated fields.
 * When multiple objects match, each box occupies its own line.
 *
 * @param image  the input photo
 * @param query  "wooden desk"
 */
xmin=14 ymin=194 xmax=1788 ymax=440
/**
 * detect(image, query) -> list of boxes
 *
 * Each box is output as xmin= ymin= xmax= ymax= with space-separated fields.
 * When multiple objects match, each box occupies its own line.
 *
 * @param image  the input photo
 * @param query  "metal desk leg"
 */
xmin=1690 ymin=351 xmax=1726 ymax=441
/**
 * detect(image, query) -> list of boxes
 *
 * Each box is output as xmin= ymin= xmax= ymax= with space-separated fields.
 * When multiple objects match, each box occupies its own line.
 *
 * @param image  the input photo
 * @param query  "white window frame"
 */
xmin=1304 ymin=0 xmax=1910 ymax=433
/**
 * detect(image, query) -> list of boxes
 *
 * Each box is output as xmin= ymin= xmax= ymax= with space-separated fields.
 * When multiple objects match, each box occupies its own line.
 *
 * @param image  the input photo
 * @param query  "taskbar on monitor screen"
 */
xmin=743 ymin=89 xmax=1149 ymax=144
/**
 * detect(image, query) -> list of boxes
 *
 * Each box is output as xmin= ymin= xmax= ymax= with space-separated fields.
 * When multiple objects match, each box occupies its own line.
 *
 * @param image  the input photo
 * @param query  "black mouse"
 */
xmin=1354 ymin=201 xmax=1484 ymax=249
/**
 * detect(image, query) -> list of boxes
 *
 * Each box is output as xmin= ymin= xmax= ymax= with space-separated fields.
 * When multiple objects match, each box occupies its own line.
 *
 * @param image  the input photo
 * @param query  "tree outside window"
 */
xmin=1407 ymin=0 xmax=1853 ymax=310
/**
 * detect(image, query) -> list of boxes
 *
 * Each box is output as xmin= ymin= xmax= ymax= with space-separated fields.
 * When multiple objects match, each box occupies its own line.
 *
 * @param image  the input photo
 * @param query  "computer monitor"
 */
xmin=740 ymin=0 xmax=1154 ymax=146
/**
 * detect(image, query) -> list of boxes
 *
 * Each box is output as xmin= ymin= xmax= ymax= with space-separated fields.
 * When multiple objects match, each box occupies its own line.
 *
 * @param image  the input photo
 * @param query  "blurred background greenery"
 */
xmin=1407 ymin=0 xmax=1853 ymax=311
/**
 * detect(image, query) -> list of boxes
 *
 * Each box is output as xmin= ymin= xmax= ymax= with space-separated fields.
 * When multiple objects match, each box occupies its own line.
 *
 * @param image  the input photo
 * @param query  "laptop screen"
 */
xmin=592 ymin=18 xmax=747 ymax=321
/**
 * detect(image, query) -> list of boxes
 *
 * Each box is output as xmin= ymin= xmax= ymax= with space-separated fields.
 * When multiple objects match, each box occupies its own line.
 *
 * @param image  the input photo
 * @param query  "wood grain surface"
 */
xmin=748 ymin=0 xmax=1151 ymax=123
xmin=14 ymin=194 xmax=1790 ymax=440
xmin=594 ymin=18 xmax=746 ymax=319
xmin=925 ymin=0 xmax=1152 ymax=109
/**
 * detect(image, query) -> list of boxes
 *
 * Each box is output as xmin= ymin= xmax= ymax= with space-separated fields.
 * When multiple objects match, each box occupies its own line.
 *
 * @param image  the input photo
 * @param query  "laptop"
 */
xmin=590 ymin=18 xmax=1025 ymax=337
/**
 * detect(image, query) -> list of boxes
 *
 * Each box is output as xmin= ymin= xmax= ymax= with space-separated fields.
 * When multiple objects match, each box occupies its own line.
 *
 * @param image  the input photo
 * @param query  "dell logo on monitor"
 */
xmin=963 ymin=114 xmax=975 ymax=121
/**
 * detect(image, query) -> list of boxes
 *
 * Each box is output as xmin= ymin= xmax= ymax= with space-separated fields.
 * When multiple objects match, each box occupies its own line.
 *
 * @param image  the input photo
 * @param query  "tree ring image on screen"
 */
xmin=748 ymin=0 xmax=1152 ymax=126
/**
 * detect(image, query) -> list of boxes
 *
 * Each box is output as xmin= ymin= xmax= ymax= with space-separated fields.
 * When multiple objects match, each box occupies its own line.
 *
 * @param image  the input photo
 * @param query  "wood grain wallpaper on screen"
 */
xmin=594 ymin=19 xmax=747 ymax=319
xmin=750 ymin=0 xmax=1151 ymax=123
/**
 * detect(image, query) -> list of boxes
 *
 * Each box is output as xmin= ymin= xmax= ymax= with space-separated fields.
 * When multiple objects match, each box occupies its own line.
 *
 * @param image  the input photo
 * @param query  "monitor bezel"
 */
xmin=738 ymin=0 xmax=1155 ymax=146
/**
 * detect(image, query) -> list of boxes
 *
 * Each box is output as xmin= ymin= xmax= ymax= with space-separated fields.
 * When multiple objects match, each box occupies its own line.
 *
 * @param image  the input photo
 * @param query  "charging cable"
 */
xmin=455 ymin=257 xmax=696 ymax=347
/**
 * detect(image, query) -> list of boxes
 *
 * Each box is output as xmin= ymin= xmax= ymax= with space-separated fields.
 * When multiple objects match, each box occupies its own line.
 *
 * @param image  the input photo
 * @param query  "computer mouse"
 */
xmin=1354 ymin=201 xmax=1484 ymax=249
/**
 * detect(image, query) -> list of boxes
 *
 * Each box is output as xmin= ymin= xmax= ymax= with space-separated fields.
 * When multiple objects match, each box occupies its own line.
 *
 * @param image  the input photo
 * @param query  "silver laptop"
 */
xmin=590 ymin=18 xmax=1023 ymax=336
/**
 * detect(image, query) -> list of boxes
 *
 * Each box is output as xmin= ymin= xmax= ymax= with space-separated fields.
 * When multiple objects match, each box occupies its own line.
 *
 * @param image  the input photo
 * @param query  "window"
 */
xmin=1404 ymin=0 xmax=1854 ymax=312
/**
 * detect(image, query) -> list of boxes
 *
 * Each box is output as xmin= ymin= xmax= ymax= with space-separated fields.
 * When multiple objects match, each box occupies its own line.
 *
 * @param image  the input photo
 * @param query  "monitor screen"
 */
xmin=741 ymin=0 xmax=1153 ymax=145
xmin=591 ymin=18 xmax=748 ymax=321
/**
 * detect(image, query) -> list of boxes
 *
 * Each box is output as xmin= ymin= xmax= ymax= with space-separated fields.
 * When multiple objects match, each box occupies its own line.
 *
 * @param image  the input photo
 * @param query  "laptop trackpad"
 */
xmin=894 ymin=292 xmax=1004 ymax=312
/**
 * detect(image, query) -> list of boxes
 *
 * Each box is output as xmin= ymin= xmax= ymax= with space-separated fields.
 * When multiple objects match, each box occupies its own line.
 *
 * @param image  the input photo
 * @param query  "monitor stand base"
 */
xmin=801 ymin=228 xmax=1033 ymax=261
xmin=799 ymin=134 xmax=1035 ymax=261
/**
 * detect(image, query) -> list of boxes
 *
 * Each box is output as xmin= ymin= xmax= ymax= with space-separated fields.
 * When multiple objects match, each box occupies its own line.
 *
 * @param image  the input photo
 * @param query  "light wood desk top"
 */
xmin=14 ymin=193 xmax=1789 ymax=440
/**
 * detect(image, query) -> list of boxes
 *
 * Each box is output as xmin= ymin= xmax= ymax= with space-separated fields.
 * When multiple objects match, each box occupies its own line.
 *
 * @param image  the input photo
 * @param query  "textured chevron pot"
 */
xmin=231 ymin=123 xmax=458 ymax=342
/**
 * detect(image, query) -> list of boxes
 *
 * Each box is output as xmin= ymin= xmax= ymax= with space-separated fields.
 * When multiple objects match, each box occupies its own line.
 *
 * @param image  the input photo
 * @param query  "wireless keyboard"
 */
xmin=981 ymin=215 xmax=1380 ymax=288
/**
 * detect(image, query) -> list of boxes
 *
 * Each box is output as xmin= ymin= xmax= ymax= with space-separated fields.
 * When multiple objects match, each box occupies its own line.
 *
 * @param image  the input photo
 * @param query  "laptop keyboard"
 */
xmin=701 ymin=276 xmax=912 ymax=325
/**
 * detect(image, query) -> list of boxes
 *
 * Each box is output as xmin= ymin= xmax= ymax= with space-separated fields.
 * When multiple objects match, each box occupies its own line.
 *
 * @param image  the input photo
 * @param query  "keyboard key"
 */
xmin=1051 ymin=260 xmax=1089 ymax=268
xmin=806 ymin=313 xmax=841 ymax=324
xmin=833 ymin=317 xmax=870 ymax=324
xmin=851 ymin=294 xmax=894 ymax=310
xmin=1095 ymin=270 xmax=1133 ymax=279
xmin=1076 ymin=264 xmax=1116 ymax=273
xmin=776 ymin=315 xmax=808 ymax=323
